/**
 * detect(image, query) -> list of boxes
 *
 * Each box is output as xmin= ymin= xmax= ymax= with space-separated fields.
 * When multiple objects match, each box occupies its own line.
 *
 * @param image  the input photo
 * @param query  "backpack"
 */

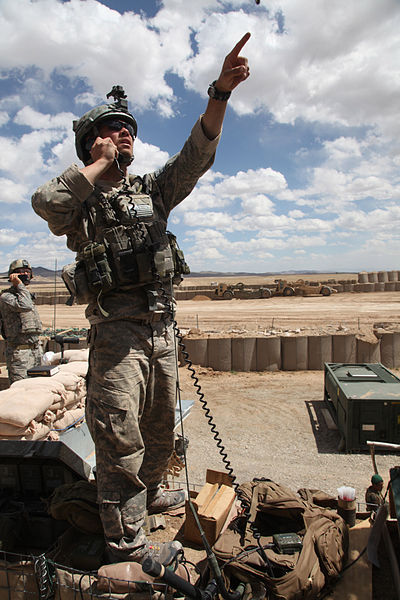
xmin=212 ymin=479 xmax=348 ymax=600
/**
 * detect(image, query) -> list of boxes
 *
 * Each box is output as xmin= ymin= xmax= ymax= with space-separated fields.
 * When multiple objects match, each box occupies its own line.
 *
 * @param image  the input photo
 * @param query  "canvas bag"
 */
xmin=213 ymin=479 xmax=348 ymax=600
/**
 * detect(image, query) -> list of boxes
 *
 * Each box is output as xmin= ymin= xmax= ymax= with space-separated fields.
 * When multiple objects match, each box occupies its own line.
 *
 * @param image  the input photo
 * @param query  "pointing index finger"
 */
xmin=229 ymin=32 xmax=251 ymax=58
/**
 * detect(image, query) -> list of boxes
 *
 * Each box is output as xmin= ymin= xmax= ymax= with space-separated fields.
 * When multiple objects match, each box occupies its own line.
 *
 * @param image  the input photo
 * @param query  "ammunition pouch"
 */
xmin=62 ymin=244 xmax=113 ymax=306
xmin=61 ymin=222 xmax=188 ymax=306
xmin=167 ymin=230 xmax=190 ymax=284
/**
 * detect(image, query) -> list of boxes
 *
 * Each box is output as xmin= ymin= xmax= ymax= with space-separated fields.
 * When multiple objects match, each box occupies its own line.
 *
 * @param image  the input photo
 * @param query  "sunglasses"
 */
xmin=100 ymin=119 xmax=136 ymax=138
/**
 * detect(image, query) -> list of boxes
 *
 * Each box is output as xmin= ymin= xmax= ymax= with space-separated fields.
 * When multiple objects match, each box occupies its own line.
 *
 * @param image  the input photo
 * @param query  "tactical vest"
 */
xmin=0 ymin=288 xmax=42 ymax=340
xmin=62 ymin=180 xmax=189 ymax=310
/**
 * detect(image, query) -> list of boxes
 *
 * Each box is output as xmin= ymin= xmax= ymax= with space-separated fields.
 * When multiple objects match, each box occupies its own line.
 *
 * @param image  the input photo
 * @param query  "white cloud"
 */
xmin=215 ymin=168 xmax=288 ymax=198
xmin=14 ymin=107 xmax=74 ymax=130
xmin=0 ymin=0 xmax=399 ymax=272
xmin=0 ymin=229 xmax=25 ymax=246
xmin=0 ymin=179 xmax=29 ymax=204
xmin=241 ymin=195 xmax=275 ymax=215
xmin=133 ymin=140 xmax=170 ymax=175
xmin=0 ymin=111 xmax=9 ymax=127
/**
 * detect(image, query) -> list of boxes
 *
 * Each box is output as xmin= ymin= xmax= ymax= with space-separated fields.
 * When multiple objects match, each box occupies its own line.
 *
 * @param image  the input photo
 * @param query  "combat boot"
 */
xmin=147 ymin=488 xmax=187 ymax=515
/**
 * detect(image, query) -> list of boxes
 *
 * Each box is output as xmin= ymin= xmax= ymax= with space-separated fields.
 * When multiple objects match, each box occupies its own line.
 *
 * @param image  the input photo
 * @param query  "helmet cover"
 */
xmin=73 ymin=86 xmax=137 ymax=164
xmin=8 ymin=259 xmax=32 ymax=277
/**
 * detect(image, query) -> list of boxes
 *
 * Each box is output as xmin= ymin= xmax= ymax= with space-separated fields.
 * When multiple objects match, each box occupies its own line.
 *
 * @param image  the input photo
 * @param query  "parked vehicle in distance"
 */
xmin=272 ymin=279 xmax=336 ymax=297
xmin=214 ymin=282 xmax=273 ymax=300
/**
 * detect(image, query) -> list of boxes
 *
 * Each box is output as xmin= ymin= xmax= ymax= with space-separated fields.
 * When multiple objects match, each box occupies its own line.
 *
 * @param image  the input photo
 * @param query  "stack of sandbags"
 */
xmin=57 ymin=361 xmax=88 ymax=378
xmin=0 ymin=350 xmax=89 ymax=440
xmin=0 ymin=377 xmax=64 ymax=440
xmin=50 ymin=369 xmax=87 ymax=432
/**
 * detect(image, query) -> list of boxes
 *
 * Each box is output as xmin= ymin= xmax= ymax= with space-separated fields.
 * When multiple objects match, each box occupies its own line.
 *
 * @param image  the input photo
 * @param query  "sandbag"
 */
xmin=0 ymin=388 xmax=59 ymax=427
xmin=213 ymin=479 xmax=348 ymax=600
xmin=10 ymin=376 xmax=66 ymax=397
xmin=0 ymin=422 xmax=50 ymax=440
xmin=52 ymin=371 xmax=85 ymax=391
xmin=58 ymin=361 xmax=88 ymax=377
xmin=0 ymin=415 xmax=54 ymax=437
xmin=52 ymin=407 xmax=85 ymax=431
xmin=97 ymin=561 xmax=191 ymax=594
xmin=0 ymin=559 xmax=39 ymax=600
xmin=51 ymin=349 xmax=89 ymax=364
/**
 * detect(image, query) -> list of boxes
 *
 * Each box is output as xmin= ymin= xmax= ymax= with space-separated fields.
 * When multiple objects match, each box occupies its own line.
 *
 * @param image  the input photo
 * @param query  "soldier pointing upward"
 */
xmin=32 ymin=33 xmax=250 ymax=565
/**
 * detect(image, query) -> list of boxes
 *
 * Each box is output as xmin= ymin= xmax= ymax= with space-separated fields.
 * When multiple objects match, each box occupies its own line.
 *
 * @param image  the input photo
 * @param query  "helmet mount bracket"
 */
xmin=106 ymin=85 xmax=129 ymax=112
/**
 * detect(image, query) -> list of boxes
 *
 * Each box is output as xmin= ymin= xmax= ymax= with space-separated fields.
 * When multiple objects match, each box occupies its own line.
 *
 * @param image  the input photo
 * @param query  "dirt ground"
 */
xmin=35 ymin=289 xmax=400 ymax=335
xmin=11 ymin=277 xmax=400 ymax=597
xmin=31 ymin=286 xmax=400 ymax=502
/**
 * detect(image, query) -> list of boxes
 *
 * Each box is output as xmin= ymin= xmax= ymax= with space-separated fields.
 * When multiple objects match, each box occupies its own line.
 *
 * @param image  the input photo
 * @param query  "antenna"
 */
xmin=53 ymin=258 xmax=57 ymax=336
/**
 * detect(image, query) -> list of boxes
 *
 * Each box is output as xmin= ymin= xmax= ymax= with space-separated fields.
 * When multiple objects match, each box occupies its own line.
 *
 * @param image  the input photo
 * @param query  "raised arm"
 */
xmin=201 ymin=32 xmax=251 ymax=140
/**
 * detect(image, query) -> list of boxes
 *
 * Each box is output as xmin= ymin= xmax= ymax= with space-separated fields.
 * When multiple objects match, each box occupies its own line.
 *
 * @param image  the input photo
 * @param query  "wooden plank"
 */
xmin=325 ymin=518 xmax=372 ymax=600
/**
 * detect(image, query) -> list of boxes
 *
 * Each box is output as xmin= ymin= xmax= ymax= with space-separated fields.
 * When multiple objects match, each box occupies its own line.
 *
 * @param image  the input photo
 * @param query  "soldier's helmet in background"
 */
xmin=8 ymin=259 xmax=32 ymax=277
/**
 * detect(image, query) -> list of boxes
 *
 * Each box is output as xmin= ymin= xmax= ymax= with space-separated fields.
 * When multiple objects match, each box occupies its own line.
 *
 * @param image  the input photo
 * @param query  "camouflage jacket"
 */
xmin=0 ymin=284 xmax=43 ymax=345
xmin=32 ymin=117 xmax=220 ymax=324
xmin=365 ymin=486 xmax=384 ymax=510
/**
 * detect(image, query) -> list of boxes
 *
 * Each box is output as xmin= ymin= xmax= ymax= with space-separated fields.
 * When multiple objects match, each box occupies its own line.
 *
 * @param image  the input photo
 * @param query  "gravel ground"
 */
xmin=177 ymin=366 xmax=398 ymax=504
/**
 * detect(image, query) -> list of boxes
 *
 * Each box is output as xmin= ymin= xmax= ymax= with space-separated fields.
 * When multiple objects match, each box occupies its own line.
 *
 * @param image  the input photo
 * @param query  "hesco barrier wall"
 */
xmin=180 ymin=331 xmax=400 ymax=372
xmin=1 ymin=332 xmax=399 ymax=372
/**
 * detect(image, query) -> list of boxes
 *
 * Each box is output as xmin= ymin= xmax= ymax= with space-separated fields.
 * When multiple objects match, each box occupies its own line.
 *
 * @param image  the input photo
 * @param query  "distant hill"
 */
xmin=0 ymin=267 xmax=357 ymax=279
xmin=32 ymin=266 xmax=63 ymax=278
xmin=0 ymin=266 xmax=63 ymax=279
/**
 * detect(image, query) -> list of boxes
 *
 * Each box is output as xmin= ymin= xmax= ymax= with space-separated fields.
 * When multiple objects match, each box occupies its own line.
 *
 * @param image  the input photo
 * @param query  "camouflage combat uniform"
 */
xmin=32 ymin=117 xmax=220 ymax=561
xmin=0 ymin=284 xmax=43 ymax=383
xmin=365 ymin=486 xmax=384 ymax=511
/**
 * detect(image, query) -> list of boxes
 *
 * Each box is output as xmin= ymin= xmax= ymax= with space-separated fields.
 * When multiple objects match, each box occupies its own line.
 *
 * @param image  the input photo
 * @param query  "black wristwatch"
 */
xmin=207 ymin=80 xmax=231 ymax=101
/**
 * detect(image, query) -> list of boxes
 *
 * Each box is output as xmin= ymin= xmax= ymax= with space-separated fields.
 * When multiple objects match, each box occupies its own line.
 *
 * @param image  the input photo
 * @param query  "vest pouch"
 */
xmin=82 ymin=242 xmax=114 ymax=294
xmin=166 ymin=231 xmax=190 ymax=284
xmin=103 ymin=226 xmax=151 ymax=286
xmin=62 ymin=261 xmax=96 ymax=305
xmin=154 ymin=244 xmax=174 ymax=279
xmin=75 ymin=260 xmax=97 ymax=303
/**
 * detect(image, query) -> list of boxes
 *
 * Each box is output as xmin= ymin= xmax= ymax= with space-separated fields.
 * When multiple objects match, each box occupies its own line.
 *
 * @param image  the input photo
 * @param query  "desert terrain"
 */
xmin=1 ymin=274 xmax=399 ymax=597
xmin=22 ymin=275 xmax=400 ymax=501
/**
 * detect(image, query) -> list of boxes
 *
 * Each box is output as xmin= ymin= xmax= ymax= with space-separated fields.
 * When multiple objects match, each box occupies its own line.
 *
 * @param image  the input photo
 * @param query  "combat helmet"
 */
xmin=8 ymin=259 xmax=32 ymax=277
xmin=73 ymin=85 xmax=138 ymax=165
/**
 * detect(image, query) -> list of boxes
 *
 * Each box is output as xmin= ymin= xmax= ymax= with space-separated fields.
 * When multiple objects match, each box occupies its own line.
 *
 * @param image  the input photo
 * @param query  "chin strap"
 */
xmin=114 ymin=153 xmax=134 ymax=178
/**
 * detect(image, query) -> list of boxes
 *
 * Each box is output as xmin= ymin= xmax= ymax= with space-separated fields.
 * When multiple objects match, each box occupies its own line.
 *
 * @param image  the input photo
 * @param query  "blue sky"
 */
xmin=0 ymin=0 xmax=399 ymax=273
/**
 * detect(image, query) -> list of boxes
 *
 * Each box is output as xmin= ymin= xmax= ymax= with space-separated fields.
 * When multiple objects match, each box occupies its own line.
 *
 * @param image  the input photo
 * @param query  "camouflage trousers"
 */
xmin=85 ymin=318 xmax=177 ymax=561
xmin=6 ymin=341 xmax=43 ymax=384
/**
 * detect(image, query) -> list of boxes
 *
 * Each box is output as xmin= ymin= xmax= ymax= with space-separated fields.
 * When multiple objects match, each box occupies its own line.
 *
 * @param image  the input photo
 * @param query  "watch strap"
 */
xmin=208 ymin=80 xmax=231 ymax=101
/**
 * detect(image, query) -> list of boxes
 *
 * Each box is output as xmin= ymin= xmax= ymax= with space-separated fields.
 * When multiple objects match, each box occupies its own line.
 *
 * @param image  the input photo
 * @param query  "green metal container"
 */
xmin=324 ymin=362 xmax=400 ymax=452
